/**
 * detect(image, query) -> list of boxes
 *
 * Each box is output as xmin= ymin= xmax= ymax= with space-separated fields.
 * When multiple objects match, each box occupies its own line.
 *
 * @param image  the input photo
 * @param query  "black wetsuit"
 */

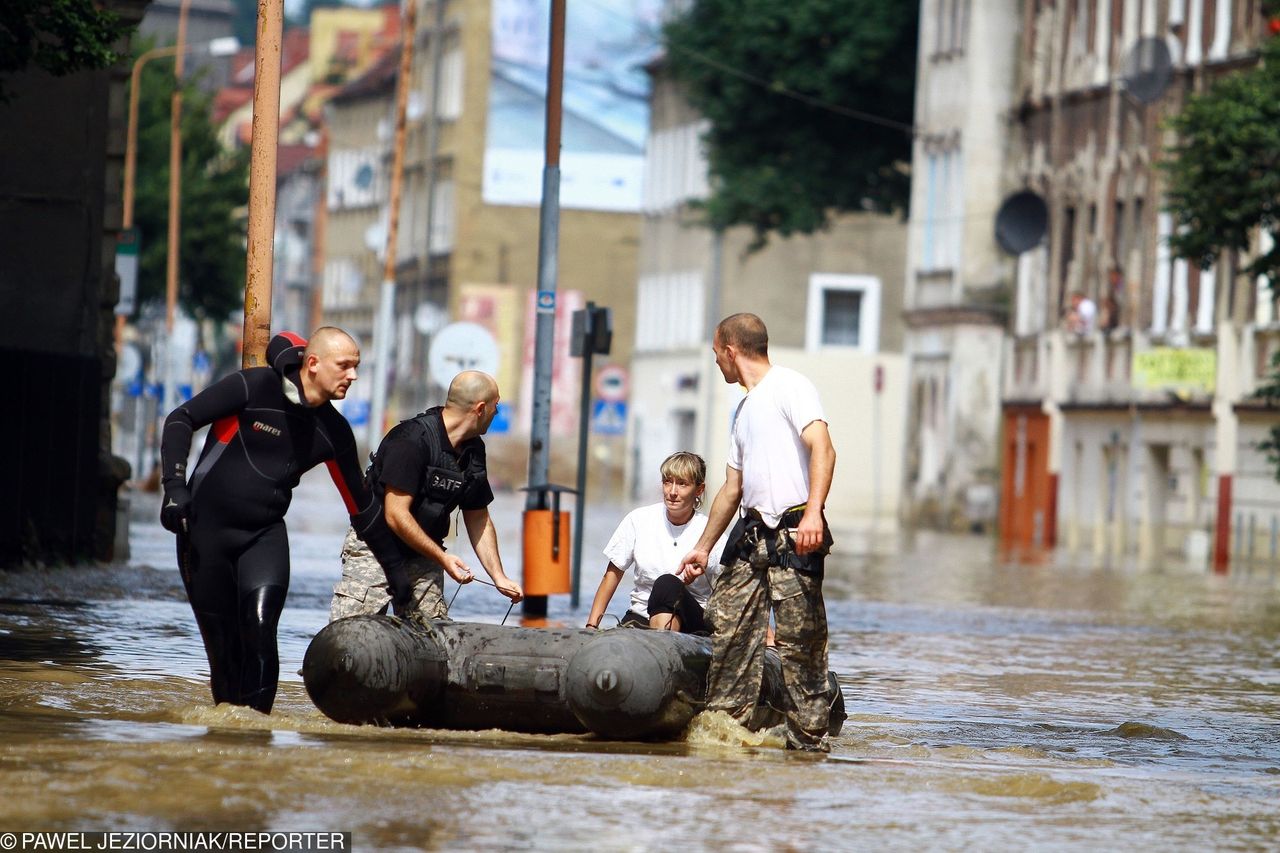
xmin=160 ymin=333 xmax=394 ymax=713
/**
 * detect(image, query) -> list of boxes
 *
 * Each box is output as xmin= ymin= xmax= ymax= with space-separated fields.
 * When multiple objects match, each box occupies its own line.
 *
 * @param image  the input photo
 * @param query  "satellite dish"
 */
xmin=428 ymin=322 xmax=499 ymax=388
xmin=994 ymin=190 xmax=1049 ymax=255
xmin=1121 ymin=37 xmax=1173 ymax=105
xmin=413 ymin=301 xmax=448 ymax=336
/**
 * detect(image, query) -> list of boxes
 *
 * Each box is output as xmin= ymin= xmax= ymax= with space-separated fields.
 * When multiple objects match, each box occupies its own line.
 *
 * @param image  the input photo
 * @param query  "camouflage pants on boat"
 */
xmin=329 ymin=527 xmax=449 ymax=623
xmin=704 ymin=530 xmax=830 ymax=752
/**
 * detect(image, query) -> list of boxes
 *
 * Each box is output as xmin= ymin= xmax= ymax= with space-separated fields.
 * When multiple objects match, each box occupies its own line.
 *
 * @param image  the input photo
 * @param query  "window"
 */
xmin=919 ymin=139 xmax=964 ymax=275
xmin=636 ymin=271 xmax=705 ymax=351
xmin=933 ymin=0 xmax=969 ymax=56
xmin=822 ymin=290 xmax=863 ymax=347
xmin=429 ymin=178 xmax=454 ymax=254
xmin=439 ymin=47 xmax=463 ymax=120
xmin=806 ymin=274 xmax=881 ymax=353
xmin=642 ymin=121 xmax=710 ymax=214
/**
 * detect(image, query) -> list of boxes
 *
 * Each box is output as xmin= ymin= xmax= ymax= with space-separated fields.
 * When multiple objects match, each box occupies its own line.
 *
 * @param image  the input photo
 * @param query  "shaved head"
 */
xmin=715 ymin=313 xmax=768 ymax=358
xmin=305 ymin=326 xmax=358 ymax=360
xmin=446 ymin=371 xmax=499 ymax=409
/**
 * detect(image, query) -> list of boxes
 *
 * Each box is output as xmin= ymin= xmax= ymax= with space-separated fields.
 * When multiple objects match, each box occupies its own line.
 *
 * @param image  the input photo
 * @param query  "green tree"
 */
xmin=0 ymin=0 xmax=131 ymax=101
xmin=131 ymin=47 xmax=249 ymax=322
xmin=663 ymin=0 xmax=917 ymax=248
xmin=1162 ymin=22 xmax=1280 ymax=478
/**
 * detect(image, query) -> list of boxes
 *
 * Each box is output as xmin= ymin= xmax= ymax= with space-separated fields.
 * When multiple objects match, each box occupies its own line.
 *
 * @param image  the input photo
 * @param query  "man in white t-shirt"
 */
xmin=679 ymin=313 xmax=837 ymax=752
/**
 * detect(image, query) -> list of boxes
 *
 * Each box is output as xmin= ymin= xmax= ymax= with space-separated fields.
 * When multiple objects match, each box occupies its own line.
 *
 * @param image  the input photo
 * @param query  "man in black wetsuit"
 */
xmin=160 ymin=327 xmax=401 ymax=713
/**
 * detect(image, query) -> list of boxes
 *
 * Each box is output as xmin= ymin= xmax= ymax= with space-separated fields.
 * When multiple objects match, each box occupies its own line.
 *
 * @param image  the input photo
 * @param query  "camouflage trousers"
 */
xmin=704 ymin=531 xmax=830 ymax=751
xmin=329 ymin=527 xmax=449 ymax=623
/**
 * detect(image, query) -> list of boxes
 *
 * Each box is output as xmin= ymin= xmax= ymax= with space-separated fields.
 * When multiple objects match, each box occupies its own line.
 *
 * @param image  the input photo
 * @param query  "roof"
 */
xmin=276 ymin=142 xmax=318 ymax=178
xmin=330 ymin=47 xmax=399 ymax=103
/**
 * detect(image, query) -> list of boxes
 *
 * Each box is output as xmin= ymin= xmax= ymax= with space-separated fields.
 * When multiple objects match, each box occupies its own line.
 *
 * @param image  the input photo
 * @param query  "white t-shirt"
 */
xmin=727 ymin=365 xmax=826 ymax=528
xmin=602 ymin=503 xmax=723 ymax=618
xmin=1076 ymin=297 xmax=1097 ymax=333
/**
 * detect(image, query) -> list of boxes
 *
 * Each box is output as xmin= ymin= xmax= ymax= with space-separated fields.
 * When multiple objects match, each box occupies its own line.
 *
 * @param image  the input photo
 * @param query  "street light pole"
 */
xmin=521 ymin=0 xmax=566 ymax=618
xmin=526 ymin=0 xmax=566 ymax=496
xmin=160 ymin=0 xmax=193 ymax=417
xmin=119 ymin=35 xmax=241 ymax=353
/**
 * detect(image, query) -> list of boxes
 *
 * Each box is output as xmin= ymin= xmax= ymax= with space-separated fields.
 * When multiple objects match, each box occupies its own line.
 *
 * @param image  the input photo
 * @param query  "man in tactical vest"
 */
xmin=330 ymin=370 xmax=522 ymax=622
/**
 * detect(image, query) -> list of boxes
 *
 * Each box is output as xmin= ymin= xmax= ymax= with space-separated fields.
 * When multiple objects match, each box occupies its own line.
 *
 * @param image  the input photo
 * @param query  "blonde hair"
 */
xmin=660 ymin=451 xmax=706 ymax=486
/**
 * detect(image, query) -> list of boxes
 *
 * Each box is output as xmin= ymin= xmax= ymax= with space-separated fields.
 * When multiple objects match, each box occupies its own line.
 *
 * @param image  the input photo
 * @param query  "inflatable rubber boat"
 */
xmin=302 ymin=615 xmax=846 ymax=741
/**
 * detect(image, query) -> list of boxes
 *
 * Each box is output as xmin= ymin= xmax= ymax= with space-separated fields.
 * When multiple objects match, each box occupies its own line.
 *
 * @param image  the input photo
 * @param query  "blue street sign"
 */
xmin=488 ymin=401 xmax=512 ymax=435
xmin=591 ymin=399 xmax=627 ymax=436
xmin=343 ymin=399 xmax=370 ymax=427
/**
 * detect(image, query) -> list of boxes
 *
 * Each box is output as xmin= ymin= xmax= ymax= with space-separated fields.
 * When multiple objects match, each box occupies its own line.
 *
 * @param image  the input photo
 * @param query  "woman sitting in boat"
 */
xmin=585 ymin=451 xmax=723 ymax=633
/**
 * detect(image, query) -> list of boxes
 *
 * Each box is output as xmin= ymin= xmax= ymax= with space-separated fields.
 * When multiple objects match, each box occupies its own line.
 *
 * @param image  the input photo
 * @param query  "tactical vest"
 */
xmin=369 ymin=407 xmax=486 ymax=545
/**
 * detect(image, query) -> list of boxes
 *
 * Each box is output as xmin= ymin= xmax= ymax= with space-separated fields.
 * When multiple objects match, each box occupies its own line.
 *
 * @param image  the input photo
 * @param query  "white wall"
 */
xmin=701 ymin=347 xmax=908 ymax=540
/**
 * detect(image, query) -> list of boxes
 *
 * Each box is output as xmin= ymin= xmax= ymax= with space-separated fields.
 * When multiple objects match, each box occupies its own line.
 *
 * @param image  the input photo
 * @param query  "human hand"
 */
xmin=677 ymin=547 xmax=710 ymax=583
xmin=160 ymin=486 xmax=192 ymax=535
xmin=792 ymin=511 xmax=825 ymax=555
xmin=442 ymin=554 xmax=474 ymax=584
xmin=493 ymin=575 xmax=523 ymax=603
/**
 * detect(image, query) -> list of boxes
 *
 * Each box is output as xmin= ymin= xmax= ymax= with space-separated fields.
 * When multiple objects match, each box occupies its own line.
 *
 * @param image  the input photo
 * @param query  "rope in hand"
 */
xmin=448 ymin=575 xmax=516 ymax=626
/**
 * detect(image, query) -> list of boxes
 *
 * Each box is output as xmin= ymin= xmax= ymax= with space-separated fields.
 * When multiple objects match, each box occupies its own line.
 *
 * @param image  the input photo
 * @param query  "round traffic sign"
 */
xmin=428 ymin=322 xmax=499 ymax=388
xmin=595 ymin=365 xmax=628 ymax=401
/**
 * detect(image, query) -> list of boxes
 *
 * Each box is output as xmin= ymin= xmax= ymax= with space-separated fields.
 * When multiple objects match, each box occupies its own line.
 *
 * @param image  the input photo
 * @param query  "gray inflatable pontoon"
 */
xmin=302 ymin=615 xmax=846 ymax=741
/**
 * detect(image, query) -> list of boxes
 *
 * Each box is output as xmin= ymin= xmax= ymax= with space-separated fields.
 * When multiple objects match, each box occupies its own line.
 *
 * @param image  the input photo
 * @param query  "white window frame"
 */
xmin=805 ymin=273 xmax=881 ymax=354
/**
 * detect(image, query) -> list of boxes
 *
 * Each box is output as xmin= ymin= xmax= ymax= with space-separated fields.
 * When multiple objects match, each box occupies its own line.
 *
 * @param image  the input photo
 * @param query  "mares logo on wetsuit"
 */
xmin=252 ymin=421 xmax=283 ymax=437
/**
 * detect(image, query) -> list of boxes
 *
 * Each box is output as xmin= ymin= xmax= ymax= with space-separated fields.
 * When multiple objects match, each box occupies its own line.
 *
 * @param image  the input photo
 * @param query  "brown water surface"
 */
xmin=1 ymin=479 xmax=1278 ymax=849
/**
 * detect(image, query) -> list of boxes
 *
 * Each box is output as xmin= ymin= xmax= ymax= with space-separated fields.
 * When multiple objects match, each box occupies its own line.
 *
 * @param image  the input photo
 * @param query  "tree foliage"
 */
xmin=663 ymin=0 xmax=917 ymax=247
xmin=0 ymin=0 xmax=131 ymax=101
xmin=1163 ymin=36 xmax=1280 ymax=286
xmin=131 ymin=46 xmax=249 ymax=322
xmin=1162 ymin=26 xmax=1280 ymax=479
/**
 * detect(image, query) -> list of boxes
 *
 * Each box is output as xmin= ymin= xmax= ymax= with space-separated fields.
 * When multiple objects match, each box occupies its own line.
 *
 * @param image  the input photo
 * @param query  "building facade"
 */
xmin=1001 ymin=0 xmax=1279 ymax=569
xmin=0 ymin=0 xmax=152 ymax=566
xmin=629 ymin=58 xmax=909 ymax=540
xmin=319 ymin=0 xmax=648 ymax=488
xmin=903 ymin=0 xmax=1021 ymax=532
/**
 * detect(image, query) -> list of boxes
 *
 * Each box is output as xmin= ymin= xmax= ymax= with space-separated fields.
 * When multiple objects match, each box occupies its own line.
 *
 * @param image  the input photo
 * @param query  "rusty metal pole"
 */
xmin=522 ymin=0 xmax=566 ymax=618
xmin=159 ymin=0 xmax=192 ymax=421
xmin=242 ymin=0 xmax=286 ymax=368
xmin=164 ymin=0 xmax=190 ymax=337
xmin=118 ymin=44 xmax=179 ymax=352
xmin=367 ymin=0 xmax=418 ymax=448
xmin=308 ymin=124 xmax=330 ymax=334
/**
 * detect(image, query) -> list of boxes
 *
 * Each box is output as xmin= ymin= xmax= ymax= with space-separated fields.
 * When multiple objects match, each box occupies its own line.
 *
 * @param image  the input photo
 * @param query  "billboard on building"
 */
xmin=518 ymin=288 xmax=585 ymax=436
xmin=483 ymin=0 xmax=660 ymax=212
xmin=456 ymin=282 xmax=524 ymax=399
xmin=1132 ymin=347 xmax=1216 ymax=395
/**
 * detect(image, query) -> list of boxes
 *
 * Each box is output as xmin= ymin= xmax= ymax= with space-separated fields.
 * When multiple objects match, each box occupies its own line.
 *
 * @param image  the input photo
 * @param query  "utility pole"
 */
xmin=243 ymin=0 xmax=285 ymax=367
xmin=368 ymin=0 xmax=419 ymax=447
xmin=526 ymin=0 xmax=566 ymax=497
xmin=161 ymin=0 xmax=192 ymax=415
xmin=522 ymin=0 xmax=567 ymax=618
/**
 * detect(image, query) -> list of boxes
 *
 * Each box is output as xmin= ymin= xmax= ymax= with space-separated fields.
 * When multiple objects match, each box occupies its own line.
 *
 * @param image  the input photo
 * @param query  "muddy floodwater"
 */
xmin=2 ymin=477 xmax=1278 ymax=850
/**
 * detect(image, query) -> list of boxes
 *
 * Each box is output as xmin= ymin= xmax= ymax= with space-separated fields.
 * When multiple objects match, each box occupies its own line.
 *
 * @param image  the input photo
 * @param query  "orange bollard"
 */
xmin=522 ymin=508 xmax=571 ymax=596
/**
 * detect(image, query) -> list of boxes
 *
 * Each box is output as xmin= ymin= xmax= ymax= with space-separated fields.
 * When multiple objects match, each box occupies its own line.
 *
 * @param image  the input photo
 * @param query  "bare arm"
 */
xmin=585 ymin=564 xmax=625 ymax=628
xmin=462 ymin=508 xmax=522 ymax=602
xmin=384 ymin=487 xmax=473 ymax=583
xmin=678 ymin=465 xmax=743 ymax=581
xmin=794 ymin=419 xmax=836 ymax=555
